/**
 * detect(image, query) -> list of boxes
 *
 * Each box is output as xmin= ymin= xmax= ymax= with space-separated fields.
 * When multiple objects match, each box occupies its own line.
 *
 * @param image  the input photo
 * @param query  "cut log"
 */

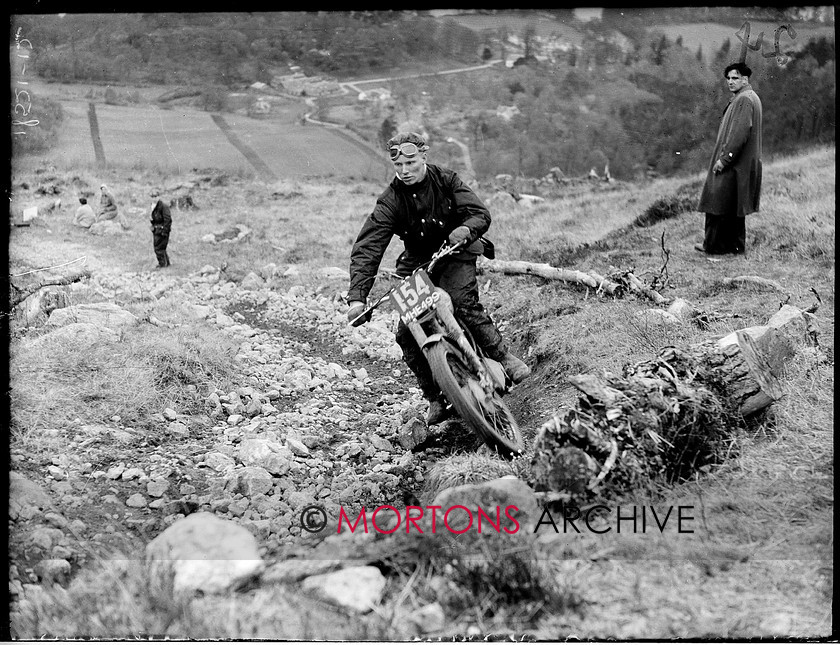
xmin=530 ymin=305 xmax=820 ymax=502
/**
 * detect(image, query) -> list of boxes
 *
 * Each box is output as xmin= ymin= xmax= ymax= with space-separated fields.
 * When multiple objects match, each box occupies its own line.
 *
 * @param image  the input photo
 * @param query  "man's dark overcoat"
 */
xmin=699 ymin=83 xmax=763 ymax=217
xmin=151 ymin=200 xmax=172 ymax=267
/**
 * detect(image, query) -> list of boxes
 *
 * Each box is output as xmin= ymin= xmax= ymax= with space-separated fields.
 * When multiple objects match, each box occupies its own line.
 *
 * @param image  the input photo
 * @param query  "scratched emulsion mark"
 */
xmin=12 ymin=28 xmax=38 ymax=139
xmin=735 ymin=20 xmax=797 ymax=66
xmin=87 ymin=102 xmax=108 ymax=167
xmin=210 ymin=113 xmax=278 ymax=182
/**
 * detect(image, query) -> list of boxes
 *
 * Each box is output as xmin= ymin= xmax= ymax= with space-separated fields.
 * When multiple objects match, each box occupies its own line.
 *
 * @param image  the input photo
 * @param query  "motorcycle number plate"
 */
xmin=390 ymin=270 xmax=439 ymax=324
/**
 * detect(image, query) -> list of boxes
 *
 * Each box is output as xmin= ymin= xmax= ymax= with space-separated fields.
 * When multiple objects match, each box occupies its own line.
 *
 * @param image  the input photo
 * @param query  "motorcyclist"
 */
xmin=347 ymin=132 xmax=530 ymax=426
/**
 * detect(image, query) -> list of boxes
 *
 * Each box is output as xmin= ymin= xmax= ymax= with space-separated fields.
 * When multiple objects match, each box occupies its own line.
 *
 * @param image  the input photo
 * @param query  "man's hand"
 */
xmin=347 ymin=301 xmax=371 ymax=327
xmin=713 ymin=159 xmax=725 ymax=175
xmin=448 ymin=225 xmax=471 ymax=246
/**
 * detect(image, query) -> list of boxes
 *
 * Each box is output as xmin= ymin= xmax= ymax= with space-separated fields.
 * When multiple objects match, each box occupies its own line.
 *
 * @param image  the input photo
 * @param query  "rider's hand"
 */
xmin=347 ymin=301 xmax=371 ymax=327
xmin=448 ymin=225 xmax=471 ymax=246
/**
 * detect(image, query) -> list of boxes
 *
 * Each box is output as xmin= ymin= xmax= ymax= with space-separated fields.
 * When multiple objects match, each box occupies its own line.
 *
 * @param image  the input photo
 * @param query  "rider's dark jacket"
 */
xmin=348 ymin=164 xmax=490 ymax=304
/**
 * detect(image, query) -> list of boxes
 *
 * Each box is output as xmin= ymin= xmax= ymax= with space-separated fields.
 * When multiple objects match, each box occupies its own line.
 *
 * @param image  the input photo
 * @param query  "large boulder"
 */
xmin=430 ymin=476 xmax=540 ymax=535
xmin=145 ymin=512 xmax=264 ymax=599
xmin=24 ymin=322 xmax=120 ymax=350
xmin=46 ymin=302 xmax=138 ymax=331
xmin=9 ymin=472 xmax=54 ymax=521
xmin=88 ymin=220 xmax=125 ymax=236
xmin=300 ymin=565 xmax=386 ymax=613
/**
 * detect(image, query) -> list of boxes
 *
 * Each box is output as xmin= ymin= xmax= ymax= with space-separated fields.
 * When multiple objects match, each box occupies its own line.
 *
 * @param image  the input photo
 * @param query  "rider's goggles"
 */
xmin=388 ymin=142 xmax=424 ymax=160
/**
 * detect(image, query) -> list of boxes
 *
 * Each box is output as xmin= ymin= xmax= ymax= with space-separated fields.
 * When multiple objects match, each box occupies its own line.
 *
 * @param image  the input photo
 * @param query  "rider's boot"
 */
xmin=426 ymin=396 xmax=454 ymax=426
xmin=498 ymin=352 xmax=531 ymax=384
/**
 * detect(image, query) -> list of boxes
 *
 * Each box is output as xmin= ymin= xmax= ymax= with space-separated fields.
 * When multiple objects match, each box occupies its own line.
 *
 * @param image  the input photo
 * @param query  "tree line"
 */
xmin=10 ymin=11 xmax=835 ymax=178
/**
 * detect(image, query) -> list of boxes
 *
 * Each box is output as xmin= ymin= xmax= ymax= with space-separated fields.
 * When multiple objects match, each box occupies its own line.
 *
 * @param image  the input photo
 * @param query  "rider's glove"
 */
xmin=448 ymin=225 xmax=471 ymax=246
xmin=347 ymin=301 xmax=371 ymax=327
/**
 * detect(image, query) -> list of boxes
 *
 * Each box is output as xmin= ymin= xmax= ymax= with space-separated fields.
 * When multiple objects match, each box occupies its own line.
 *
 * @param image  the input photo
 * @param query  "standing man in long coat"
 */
xmin=696 ymin=62 xmax=763 ymax=255
xmin=150 ymin=195 xmax=172 ymax=268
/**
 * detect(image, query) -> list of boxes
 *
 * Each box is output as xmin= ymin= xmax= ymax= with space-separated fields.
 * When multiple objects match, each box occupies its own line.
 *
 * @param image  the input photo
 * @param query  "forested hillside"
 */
xmin=11 ymin=9 xmax=835 ymax=180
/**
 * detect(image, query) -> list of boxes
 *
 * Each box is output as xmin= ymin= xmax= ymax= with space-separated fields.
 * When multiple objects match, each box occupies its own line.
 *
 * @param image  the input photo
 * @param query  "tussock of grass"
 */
xmin=421 ymin=452 xmax=519 ymax=505
xmin=11 ymin=555 xmax=374 ymax=641
xmin=10 ymin=319 xmax=237 ymax=443
xmin=633 ymin=193 xmax=698 ymax=228
xmin=632 ymin=176 xmax=705 ymax=229
xmin=10 ymin=557 xmax=182 ymax=639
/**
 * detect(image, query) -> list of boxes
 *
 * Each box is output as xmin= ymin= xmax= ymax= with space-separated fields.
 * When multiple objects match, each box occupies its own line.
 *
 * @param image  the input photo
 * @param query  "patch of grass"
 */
xmin=10 ymin=557 xmax=182 ymax=639
xmin=421 ymin=452 xmax=519 ymax=505
xmin=633 ymin=192 xmax=698 ymax=228
xmin=9 ymin=320 xmax=237 ymax=444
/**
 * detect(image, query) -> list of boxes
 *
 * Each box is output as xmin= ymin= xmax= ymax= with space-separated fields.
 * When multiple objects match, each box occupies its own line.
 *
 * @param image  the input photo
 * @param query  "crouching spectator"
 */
xmin=72 ymin=197 xmax=96 ymax=228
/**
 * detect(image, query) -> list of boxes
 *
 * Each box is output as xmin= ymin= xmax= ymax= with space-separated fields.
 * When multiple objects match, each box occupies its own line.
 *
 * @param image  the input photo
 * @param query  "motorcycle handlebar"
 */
xmin=348 ymin=240 xmax=466 ymax=325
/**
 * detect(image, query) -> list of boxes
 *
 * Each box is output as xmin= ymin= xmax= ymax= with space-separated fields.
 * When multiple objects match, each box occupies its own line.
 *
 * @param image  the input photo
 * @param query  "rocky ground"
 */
xmin=8 ymin=258 xmax=516 ymax=635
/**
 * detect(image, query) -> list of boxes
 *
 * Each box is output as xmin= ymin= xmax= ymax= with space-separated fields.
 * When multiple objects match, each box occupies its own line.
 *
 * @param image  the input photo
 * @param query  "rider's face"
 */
xmin=393 ymin=153 xmax=427 ymax=185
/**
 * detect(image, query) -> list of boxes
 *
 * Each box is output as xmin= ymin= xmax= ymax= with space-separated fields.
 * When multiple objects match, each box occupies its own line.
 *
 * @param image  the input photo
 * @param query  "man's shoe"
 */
xmin=500 ymin=352 xmax=531 ymax=384
xmin=426 ymin=398 xmax=454 ymax=426
xmin=694 ymin=243 xmax=708 ymax=253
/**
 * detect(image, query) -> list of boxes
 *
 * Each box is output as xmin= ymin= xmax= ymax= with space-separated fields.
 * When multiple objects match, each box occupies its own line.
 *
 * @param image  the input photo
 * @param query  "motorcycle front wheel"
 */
xmin=426 ymin=340 xmax=524 ymax=459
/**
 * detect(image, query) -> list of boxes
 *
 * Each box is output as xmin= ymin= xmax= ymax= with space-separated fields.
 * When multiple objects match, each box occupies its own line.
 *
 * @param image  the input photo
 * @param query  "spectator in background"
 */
xmin=96 ymin=183 xmax=119 ymax=222
xmin=72 ymin=197 xmax=96 ymax=228
xmin=150 ymin=193 xmax=172 ymax=269
xmin=696 ymin=62 xmax=763 ymax=255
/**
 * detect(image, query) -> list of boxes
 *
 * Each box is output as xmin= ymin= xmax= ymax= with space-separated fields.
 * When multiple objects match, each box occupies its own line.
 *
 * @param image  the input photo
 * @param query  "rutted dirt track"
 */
xmin=7 ymin=260 xmax=494 ymax=627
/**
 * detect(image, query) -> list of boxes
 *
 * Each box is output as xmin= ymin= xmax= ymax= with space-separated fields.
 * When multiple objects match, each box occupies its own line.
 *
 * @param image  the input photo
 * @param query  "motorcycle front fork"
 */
xmin=409 ymin=289 xmax=495 ymax=397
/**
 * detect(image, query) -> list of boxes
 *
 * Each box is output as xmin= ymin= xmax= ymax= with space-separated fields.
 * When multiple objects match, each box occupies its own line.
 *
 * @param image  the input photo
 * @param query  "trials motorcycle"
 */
xmin=351 ymin=241 xmax=524 ymax=459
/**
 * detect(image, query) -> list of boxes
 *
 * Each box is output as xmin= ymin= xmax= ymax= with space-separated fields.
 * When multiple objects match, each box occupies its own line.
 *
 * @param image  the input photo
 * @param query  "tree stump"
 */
xmin=530 ymin=305 xmax=820 ymax=502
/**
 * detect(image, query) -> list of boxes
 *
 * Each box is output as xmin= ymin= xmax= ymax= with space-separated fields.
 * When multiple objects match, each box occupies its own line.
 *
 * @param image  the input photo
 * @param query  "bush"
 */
xmin=200 ymin=86 xmax=229 ymax=112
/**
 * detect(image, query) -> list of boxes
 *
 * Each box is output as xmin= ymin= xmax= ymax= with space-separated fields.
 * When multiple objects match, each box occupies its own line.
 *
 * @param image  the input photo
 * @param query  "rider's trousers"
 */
xmin=395 ymin=256 xmax=505 ymax=401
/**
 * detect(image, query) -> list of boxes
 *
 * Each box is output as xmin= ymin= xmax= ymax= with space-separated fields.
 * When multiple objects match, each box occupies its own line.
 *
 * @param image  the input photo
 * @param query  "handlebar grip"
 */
xmin=349 ymin=309 xmax=372 ymax=327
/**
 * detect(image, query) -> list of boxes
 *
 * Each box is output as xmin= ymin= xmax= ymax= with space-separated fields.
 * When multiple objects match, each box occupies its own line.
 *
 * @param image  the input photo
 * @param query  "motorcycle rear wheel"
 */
xmin=426 ymin=340 xmax=524 ymax=459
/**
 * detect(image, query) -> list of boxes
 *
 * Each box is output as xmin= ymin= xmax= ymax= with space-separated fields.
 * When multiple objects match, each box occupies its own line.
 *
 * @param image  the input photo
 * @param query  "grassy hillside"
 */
xmin=7 ymin=143 xmax=834 ymax=638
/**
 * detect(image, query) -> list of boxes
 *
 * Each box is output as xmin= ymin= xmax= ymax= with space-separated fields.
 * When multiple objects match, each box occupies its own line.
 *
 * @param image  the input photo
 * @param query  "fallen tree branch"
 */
xmin=651 ymin=230 xmax=671 ymax=292
xmin=585 ymin=270 xmax=622 ymax=297
xmin=626 ymin=271 xmax=670 ymax=306
xmin=479 ymin=259 xmax=621 ymax=296
xmin=9 ymin=269 xmax=91 ymax=309
xmin=480 ymin=258 xmax=597 ymax=287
